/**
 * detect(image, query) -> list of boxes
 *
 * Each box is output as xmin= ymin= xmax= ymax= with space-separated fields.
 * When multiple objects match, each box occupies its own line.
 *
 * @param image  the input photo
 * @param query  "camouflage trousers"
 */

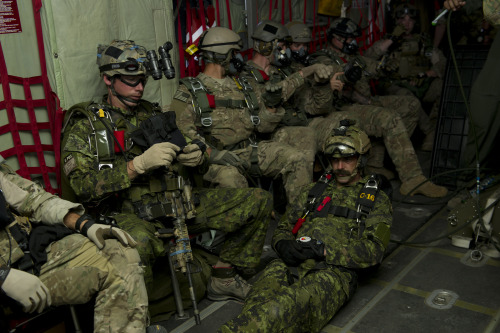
xmin=308 ymin=107 xmax=424 ymax=182
xmin=218 ymin=259 xmax=354 ymax=333
xmin=115 ymin=187 xmax=272 ymax=294
xmin=371 ymin=94 xmax=421 ymax=137
xmin=40 ymin=234 xmax=148 ymax=332
xmin=203 ymin=140 xmax=313 ymax=202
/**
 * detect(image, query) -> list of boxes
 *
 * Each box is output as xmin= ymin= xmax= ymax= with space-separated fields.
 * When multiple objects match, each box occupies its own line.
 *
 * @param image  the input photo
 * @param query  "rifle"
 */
xmin=133 ymin=111 xmax=201 ymax=324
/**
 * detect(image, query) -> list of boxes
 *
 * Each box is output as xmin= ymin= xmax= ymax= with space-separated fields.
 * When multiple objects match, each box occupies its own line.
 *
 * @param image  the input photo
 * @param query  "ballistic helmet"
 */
xmin=253 ymin=20 xmax=291 ymax=43
xmin=286 ymin=21 xmax=312 ymax=43
xmin=97 ymin=40 xmax=148 ymax=77
xmin=198 ymin=27 xmax=242 ymax=55
xmin=323 ymin=120 xmax=371 ymax=158
xmin=327 ymin=18 xmax=362 ymax=40
xmin=394 ymin=4 xmax=418 ymax=19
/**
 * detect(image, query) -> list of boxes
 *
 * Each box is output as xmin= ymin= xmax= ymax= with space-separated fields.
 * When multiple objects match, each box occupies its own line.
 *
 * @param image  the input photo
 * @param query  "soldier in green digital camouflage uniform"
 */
xmin=61 ymin=40 xmax=273 ymax=307
xmin=219 ymin=124 xmax=392 ymax=333
xmin=170 ymin=27 xmax=312 ymax=203
xmin=0 ymin=158 xmax=151 ymax=332
xmin=247 ymin=21 xmax=447 ymax=198
xmin=364 ymin=4 xmax=447 ymax=151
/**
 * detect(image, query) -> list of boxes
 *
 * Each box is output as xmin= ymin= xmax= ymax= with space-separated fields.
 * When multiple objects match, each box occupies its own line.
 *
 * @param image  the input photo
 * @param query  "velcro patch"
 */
xmin=173 ymin=90 xmax=190 ymax=103
xmin=63 ymin=154 xmax=76 ymax=176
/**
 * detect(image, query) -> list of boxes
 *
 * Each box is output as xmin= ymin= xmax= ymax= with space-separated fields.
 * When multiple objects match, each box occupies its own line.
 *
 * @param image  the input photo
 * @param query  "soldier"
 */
xmin=61 ymin=40 xmax=273 ymax=307
xmin=258 ymin=21 xmax=447 ymax=198
xmin=365 ymin=4 xmax=447 ymax=151
xmin=0 ymin=158 xmax=152 ymax=332
xmin=170 ymin=26 xmax=312 ymax=203
xmin=218 ymin=124 xmax=392 ymax=333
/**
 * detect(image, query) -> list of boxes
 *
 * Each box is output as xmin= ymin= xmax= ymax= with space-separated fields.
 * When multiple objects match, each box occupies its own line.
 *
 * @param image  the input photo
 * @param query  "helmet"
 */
xmin=97 ymin=40 xmax=148 ymax=77
xmin=252 ymin=20 xmax=291 ymax=43
xmin=323 ymin=121 xmax=371 ymax=158
xmin=327 ymin=18 xmax=362 ymax=40
xmin=286 ymin=21 xmax=312 ymax=43
xmin=393 ymin=4 xmax=418 ymax=19
xmin=198 ymin=27 xmax=242 ymax=54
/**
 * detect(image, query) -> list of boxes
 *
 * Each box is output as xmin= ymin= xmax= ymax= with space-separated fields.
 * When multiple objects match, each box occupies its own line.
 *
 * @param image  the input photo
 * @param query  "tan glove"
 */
xmin=391 ymin=24 xmax=406 ymax=38
xmin=133 ymin=142 xmax=180 ymax=174
xmin=81 ymin=221 xmax=137 ymax=250
xmin=301 ymin=64 xmax=333 ymax=82
xmin=177 ymin=143 xmax=204 ymax=167
xmin=1 ymin=268 xmax=51 ymax=313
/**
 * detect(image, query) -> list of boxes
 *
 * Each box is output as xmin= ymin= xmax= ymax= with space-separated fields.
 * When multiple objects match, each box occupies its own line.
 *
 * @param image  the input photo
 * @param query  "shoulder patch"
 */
xmin=173 ymin=90 xmax=191 ymax=103
xmin=63 ymin=154 xmax=76 ymax=176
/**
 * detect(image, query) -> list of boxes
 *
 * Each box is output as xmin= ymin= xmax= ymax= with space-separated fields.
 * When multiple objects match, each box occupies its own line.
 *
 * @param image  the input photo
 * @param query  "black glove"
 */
xmin=297 ymin=238 xmax=325 ymax=260
xmin=261 ymin=82 xmax=283 ymax=108
xmin=274 ymin=240 xmax=309 ymax=266
xmin=344 ymin=65 xmax=363 ymax=84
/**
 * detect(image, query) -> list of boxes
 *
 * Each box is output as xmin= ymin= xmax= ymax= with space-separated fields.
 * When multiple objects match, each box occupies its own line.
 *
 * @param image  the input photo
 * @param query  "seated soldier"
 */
xmin=219 ymin=123 xmax=392 ymax=332
xmin=61 ymin=40 xmax=273 ymax=311
xmin=0 ymin=157 xmax=157 ymax=332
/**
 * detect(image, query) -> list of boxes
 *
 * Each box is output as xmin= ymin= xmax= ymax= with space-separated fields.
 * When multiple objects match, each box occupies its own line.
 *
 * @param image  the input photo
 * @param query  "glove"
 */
xmin=390 ymin=24 xmax=406 ymax=39
xmin=344 ymin=65 xmax=363 ymax=83
xmin=301 ymin=64 xmax=333 ymax=82
xmin=274 ymin=240 xmax=309 ymax=266
xmin=384 ymin=56 xmax=399 ymax=72
xmin=177 ymin=143 xmax=204 ymax=167
xmin=297 ymin=238 xmax=325 ymax=260
xmin=1 ymin=268 xmax=51 ymax=313
xmin=261 ymin=82 xmax=283 ymax=108
xmin=209 ymin=148 xmax=249 ymax=173
xmin=81 ymin=220 xmax=137 ymax=249
xmin=132 ymin=142 xmax=180 ymax=174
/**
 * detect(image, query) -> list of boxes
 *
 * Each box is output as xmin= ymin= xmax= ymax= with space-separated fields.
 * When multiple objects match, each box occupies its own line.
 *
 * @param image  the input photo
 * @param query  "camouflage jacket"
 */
xmin=61 ymin=97 xmax=207 ymax=218
xmin=273 ymin=175 xmax=392 ymax=269
xmin=365 ymin=33 xmax=447 ymax=79
xmin=484 ymin=0 xmax=500 ymax=26
xmin=0 ymin=160 xmax=83 ymax=267
xmin=169 ymin=72 xmax=285 ymax=150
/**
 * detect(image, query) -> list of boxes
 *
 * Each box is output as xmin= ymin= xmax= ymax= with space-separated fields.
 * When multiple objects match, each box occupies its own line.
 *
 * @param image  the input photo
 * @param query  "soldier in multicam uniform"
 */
xmin=0 ymin=158 xmax=151 ymax=332
xmin=219 ymin=124 xmax=392 ymax=333
xmin=170 ymin=26 xmax=312 ymax=203
xmin=61 ymin=40 xmax=273 ymax=306
xmin=252 ymin=20 xmax=447 ymax=198
xmin=365 ymin=4 xmax=447 ymax=151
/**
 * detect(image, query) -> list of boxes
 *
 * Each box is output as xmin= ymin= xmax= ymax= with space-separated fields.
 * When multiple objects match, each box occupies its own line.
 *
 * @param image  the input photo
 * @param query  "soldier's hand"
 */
xmin=262 ymin=82 xmax=283 ymax=108
xmin=301 ymin=63 xmax=332 ymax=82
xmin=178 ymin=143 xmax=204 ymax=167
xmin=80 ymin=219 xmax=137 ymax=249
xmin=209 ymin=148 xmax=249 ymax=173
xmin=384 ymin=56 xmax=399 ymax=72
xmin=443 ymin=0 xmax=466 ymax=11
xmin=330 ymin=72 xmax=345 ymax=92
xmin=391 ymin=24 xmax=406 ymax=39
xmin=274 ymin=240 xmax=309 ymax=266
xmin=133 ymin=142 xmax=180 ymax=174
xmin=1 ymin=268 xmax=51 ymax=313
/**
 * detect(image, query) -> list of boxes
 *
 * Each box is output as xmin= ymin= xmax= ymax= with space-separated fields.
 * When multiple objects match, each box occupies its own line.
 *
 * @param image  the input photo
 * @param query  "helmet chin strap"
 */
xmin=109 ymin=78 xmax=139 ymax=108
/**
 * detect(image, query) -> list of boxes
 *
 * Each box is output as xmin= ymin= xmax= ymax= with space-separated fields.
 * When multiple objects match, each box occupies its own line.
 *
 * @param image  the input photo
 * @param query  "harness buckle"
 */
xmin=201 ymin=117 xmax=213 ymax=127
xmin=250 ymin=115 xmax=261 ymax=126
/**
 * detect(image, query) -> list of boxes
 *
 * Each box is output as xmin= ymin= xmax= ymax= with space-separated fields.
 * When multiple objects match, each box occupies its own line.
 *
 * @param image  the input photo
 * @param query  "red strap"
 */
xmin=206 ymin=94 xmax=216 ymax=108
xmin=225 ymin=0 xmax=232 ymax=30
xmin=215 ymin=0 xmax=221 ymax=26
xmin=292 ymin=217 xmax=305 ymax=235
xmin=259 ymin=70 xmax=270 ymax=81
xmin=316 ymin=196 xmax=331 ymax=212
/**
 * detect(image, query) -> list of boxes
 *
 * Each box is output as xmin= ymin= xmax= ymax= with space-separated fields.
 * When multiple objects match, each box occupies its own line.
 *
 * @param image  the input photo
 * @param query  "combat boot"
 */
xmin=207 ymin=267 xmax=252 ymax=302
xmin=400 ymin=175 xmax=448 ymax=197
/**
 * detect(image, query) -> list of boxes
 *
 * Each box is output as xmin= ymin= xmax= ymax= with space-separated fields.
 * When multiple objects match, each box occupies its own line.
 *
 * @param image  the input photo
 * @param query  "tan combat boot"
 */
xmin=400 ymin=174 xmax=448 ymax=197
xmin=207 ymin=267 xmax=252 ymax=302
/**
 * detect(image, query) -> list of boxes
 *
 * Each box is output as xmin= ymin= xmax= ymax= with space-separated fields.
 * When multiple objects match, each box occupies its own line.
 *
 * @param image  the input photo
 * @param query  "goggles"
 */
xmin=119 ymin=75 xmax=148 ymax=87
xmin=395 ymin=7 xmax=418 ymax=19
xmin=325 ymin=143 xmax=357 ymax=157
